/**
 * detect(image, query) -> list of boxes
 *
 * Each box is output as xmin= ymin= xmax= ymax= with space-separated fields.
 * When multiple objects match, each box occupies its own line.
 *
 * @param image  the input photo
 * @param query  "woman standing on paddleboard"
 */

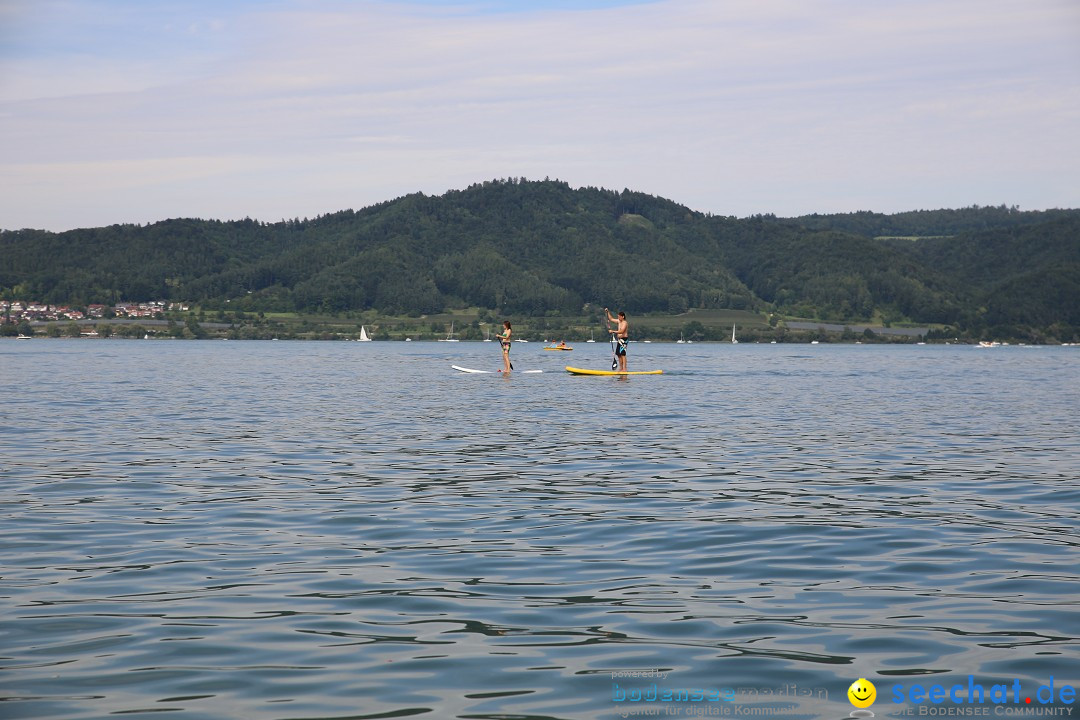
xmin=605 ymin=308 xmax=629 ymax=372
xmin=497 ymin=320 xmax=513 ymax=373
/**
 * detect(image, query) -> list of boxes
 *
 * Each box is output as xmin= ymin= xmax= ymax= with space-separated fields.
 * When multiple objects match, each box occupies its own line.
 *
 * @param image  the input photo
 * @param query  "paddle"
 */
xmin=602 ymin=312 xmax=618 ymax=370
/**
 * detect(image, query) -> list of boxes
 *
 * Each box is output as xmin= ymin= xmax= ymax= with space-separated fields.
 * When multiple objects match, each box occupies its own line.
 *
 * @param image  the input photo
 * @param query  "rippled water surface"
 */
xmin=2 ymin=340 xmax=1078 ymax=719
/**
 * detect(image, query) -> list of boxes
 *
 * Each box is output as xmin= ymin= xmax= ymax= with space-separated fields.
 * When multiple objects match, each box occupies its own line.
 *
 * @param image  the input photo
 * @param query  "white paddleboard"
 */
xmin=452 ymin=365 xmax=542 ymax=374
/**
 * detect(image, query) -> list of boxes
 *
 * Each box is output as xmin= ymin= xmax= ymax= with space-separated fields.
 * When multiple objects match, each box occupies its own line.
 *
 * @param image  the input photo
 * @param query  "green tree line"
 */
xmin=2 ymin=179 xmax=1078 ymax=340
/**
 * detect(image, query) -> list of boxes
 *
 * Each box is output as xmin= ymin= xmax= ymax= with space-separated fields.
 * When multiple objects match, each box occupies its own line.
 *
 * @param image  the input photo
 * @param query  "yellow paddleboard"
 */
xmin=544 ymin=346 xmax=573 ymax=351
xmin=565 ymin=366 xmax=663 ymax=376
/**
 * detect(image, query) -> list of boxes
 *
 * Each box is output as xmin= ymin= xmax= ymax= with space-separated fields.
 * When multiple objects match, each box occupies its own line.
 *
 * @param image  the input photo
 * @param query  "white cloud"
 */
xmin=1 ymin=0 xmax=1078 ymax=230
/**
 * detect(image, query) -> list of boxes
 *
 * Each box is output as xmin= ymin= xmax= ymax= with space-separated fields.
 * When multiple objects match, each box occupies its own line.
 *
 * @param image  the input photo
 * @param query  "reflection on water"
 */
xmin=2 ymin=341 xmax=1078 ymax=719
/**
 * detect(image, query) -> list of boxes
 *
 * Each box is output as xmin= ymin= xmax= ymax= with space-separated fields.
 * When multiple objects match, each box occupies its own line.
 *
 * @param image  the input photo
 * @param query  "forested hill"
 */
xmin=778 ymin=206 xmax=1080 ymax=238
xmin=2 ymin=179 xmax=1078 ymax=338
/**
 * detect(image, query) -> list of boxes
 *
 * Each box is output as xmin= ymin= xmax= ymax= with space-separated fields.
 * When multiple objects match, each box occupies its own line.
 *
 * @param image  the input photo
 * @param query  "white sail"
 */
xmin=358 ymin=325 xmax=372 ymax=341
xmin=439 ymin=321 xmax=459 ymax=341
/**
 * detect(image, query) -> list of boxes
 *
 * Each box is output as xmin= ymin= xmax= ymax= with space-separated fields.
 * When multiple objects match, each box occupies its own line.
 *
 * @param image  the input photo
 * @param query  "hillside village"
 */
xmin=2 ymin=300 xmax=188 ymax=324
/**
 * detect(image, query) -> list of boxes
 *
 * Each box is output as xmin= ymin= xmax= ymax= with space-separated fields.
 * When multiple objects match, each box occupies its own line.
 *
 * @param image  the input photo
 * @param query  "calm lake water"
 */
xmin=2 ymin=340 xmax=1078 ymax=720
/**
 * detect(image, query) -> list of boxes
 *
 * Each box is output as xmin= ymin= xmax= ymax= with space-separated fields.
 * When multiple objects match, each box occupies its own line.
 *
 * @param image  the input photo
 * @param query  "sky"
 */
xmin=1 ymin=0 xmax=1078 ymax=232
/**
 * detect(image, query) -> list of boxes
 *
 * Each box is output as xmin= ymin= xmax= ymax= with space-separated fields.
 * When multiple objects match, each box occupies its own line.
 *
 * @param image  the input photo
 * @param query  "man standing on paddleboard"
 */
xmin=605 ymin=308 xmax=629 ymax=372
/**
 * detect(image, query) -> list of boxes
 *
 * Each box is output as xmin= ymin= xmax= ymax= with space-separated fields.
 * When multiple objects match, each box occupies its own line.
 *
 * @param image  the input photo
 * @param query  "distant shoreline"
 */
xmin=786 ymin=321 xmax=927 ymax=337
xmin=29 ymin=317 xmax=928 ymax=336
xmin=27 ymin=318 xmax=233 ymax=329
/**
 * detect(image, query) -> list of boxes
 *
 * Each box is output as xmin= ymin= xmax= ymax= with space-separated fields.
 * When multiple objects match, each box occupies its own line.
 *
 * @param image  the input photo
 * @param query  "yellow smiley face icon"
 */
xmin=848 ymin=678 xmax=876 ymax=708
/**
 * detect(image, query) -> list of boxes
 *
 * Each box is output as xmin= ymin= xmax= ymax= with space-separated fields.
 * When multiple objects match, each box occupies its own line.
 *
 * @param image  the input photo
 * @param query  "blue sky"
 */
xmin=1 ymin=0 xmax=1078 ymax=231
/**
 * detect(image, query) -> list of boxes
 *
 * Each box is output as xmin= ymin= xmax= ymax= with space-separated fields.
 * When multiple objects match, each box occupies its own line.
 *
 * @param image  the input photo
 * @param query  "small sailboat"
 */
xmin=731 ymin=323 xmax=738 ymax=344
xmin=358 ymin=325 xmax=372 ymax=341
xmin=587 ymin=329 xmax=596 ymax=343
xmin=677 ymin=333 xmax=686 ymax=344
xmin=439 ymin=321 xmax=459 ymax=342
